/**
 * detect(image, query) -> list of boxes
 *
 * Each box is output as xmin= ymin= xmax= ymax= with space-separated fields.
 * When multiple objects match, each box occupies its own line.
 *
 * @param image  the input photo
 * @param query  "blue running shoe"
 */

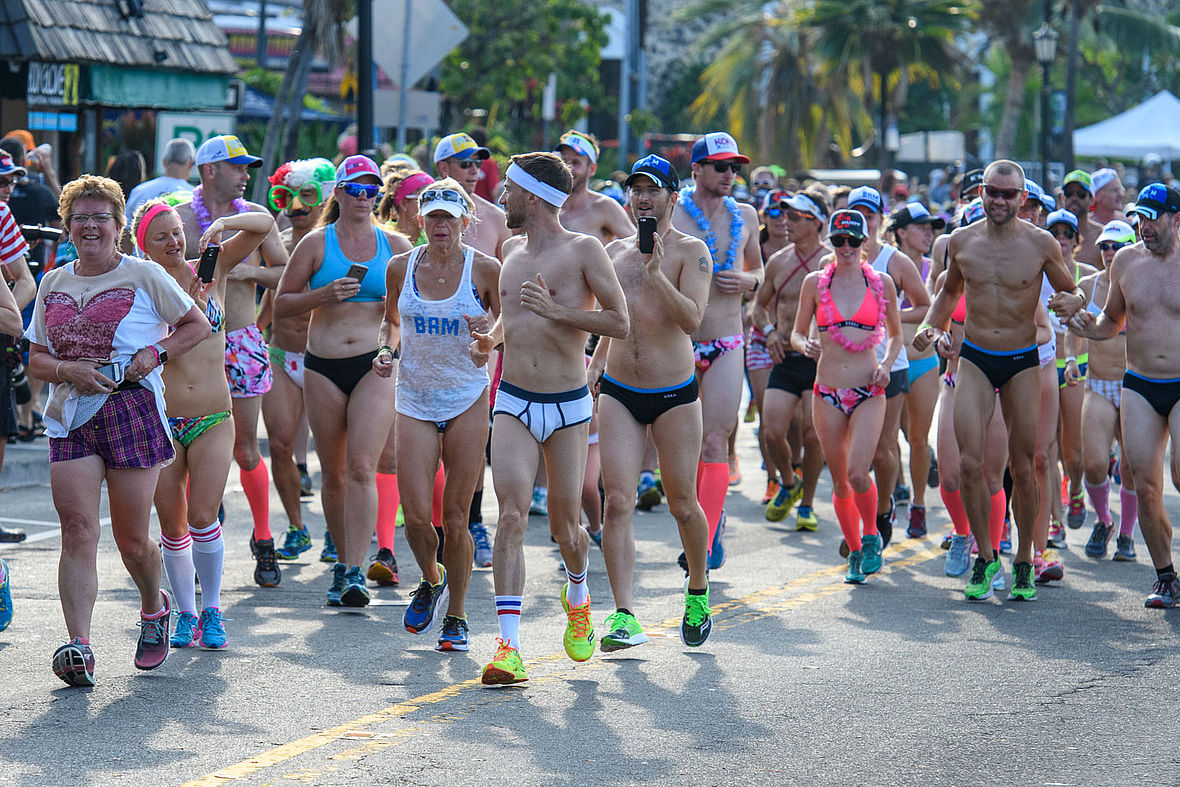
xmin=469 ymin=522 xmax=493 ymax=567
xmin=276 ymin=525 xmax=312 ymax=560
xmin=945 ymin=534 xmax=971 ymax=577
xmin=0 ymin=558 xmax=11 ymax=632
xmin=340 ymin=566 xmax=371 ymax=607
xmin=326 ymin=563 xmax=347 ymax=606
xmin=707 ymin=511 xmax=726 ymax=571
xmin=999 ymin=519 xmax=1013 ymax=555
xmin=435 ymin=615 xmax=470 ymax=652
xmin=861 ymin=533 xmax=883 ymax=574
xmin=636 ymin=473 xmax=661 ymax=510
xmin=198 ymin=607 xmax=228 ymax=649
xmin=320 ymin=530 xmax=338 ymax=563
xmin=404 ymin=564 xmax=449 ymax=634
xmin=171 ymin=611 xmax=199 ymax=648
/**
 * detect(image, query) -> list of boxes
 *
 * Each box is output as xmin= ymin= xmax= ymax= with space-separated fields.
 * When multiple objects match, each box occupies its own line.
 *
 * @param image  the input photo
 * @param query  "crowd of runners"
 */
xmin=0 ymin=126 xmax=1178 ymax=690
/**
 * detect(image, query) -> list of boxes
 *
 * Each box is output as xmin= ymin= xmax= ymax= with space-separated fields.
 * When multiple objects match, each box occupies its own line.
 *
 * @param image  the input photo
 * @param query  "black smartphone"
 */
xmin=197 ymin=243 xmax=220 ymax=283
xmin=638 ymin=217 xmax=657 ymax=254
xmin=346 ymin=263 xmax=368 ymax=282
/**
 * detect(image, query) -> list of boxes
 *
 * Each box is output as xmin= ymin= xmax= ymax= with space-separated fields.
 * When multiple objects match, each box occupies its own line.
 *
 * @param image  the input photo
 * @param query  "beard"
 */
xmin=1143 ymin=229 xmax=1175 ymax=257
xmin=505 ymin=206 xmax=524 ymax=229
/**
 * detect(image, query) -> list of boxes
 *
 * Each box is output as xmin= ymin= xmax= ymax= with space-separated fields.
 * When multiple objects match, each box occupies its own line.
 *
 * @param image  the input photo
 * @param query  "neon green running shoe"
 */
xmin=795 ymin=505 xmax=818 ymax=532
xmin=680 ymin=583 xmax=712 ymax=647
xmin=1009 ymin=561 xmax=1037 ymax=601
xmin=481 ymin=638 xmax=528 ymax=685
xmin=764 ymin=481 xmax=797 ymax=522
xmin=601 ymin=611 xmax=648 ymax=652
xmin=965 ymin=556 xmax=1002 ymax=600
xmin=560 ymin=583 xmax=595 ymax=662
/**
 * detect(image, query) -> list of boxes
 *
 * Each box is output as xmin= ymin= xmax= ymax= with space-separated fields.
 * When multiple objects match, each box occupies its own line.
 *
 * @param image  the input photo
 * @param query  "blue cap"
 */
xmin=1041 ymin=193 xmax=1056 ymax=211
xmin=1046 ymin=208 xmax=1079 ymax=232
xmin=624 ymin=154 xmax=679 ymax=190
xmin=847 ymin=185 xmax=883 ymax=214
xmin=1128 ymin=182 xmax=1180 ymax=221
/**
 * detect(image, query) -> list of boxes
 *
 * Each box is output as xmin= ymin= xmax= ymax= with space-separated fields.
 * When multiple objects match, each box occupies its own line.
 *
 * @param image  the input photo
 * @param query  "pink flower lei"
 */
xmin=816 ymin=260 xmax=886 ymax=353
xmin=191 ymin=185 xmax=249 ymax=232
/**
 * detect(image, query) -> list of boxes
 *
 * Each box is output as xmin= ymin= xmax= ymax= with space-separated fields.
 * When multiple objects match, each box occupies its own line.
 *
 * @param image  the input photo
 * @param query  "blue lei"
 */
xmin=679 ymin=186 xmax=744 ymax=273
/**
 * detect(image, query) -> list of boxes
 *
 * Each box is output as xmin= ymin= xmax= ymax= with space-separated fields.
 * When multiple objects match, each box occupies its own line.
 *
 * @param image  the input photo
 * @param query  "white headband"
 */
xmin=506 ymin=162 xmax=569 ymax=208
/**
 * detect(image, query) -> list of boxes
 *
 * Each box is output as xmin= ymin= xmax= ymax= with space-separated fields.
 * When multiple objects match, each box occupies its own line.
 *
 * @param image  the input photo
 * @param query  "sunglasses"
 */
xmin=419 ymin=189 xmax=468 ymax=212
xmin=983 ymin=185 xmax=1021 ymax=200
xmin=269 ymin=183 xmax=325 ymax=212
xmin=707 ymin=161 xmax=742 ymax=174
xmin=338 ymin=182 xmax=381 ymax=200
xmin=68 ymin=212 xmax=115 ymax=225
xmin=786 ymin=210 xmax=814 ymax=222
xmin=451 ymin=159 xmax=480 ymax=170
xmin=1049 ymin=227 xmax=1077 ymax=240
xmin=830 ymin=236 xmax=863 ymax=248
xmin=1099 ymin=241 xmax=1129 ymax=252
xmin=0 ymin=178 xmax=14 ymax=188
xmin=1063 ymin=186 xmax=1090 ymax=199
xmin=764 ymin=207 xmax=783 ymax=219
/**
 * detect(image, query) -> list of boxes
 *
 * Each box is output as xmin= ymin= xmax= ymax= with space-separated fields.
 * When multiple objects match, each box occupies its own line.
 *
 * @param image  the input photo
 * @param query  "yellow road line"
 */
xmin=180 ymin=540 xmax=941 ymax=786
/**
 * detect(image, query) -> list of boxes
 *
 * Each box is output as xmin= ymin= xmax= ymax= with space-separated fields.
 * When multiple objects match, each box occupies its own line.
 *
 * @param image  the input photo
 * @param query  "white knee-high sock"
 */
xmin=190 ymin=521 xmax=225 ymax=610
xmin=161 ymin=532 xmax=196 ymax=614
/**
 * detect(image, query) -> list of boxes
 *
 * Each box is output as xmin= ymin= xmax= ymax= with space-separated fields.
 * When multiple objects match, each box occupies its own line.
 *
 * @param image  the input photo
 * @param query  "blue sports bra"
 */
xmin=308 ymin=224 xmax=392 ymax=302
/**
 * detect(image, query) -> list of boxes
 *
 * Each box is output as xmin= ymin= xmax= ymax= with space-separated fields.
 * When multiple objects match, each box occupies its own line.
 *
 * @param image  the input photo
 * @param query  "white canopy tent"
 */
xmin=1074 ymin=90 xmax=1180 ymax=160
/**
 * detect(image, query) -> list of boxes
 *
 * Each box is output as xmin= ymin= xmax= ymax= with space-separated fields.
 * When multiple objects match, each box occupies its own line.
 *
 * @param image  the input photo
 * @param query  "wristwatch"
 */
xmin=152 ymin=343 xmax=169 ymax=365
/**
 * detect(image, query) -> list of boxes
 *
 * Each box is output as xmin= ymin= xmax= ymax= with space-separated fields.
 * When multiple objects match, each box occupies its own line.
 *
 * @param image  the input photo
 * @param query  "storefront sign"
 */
xmin=155 ymin=112 xmax=235 ymax=170
xmin=27 ymin=62 xmax=80 ymax=107
xmin=28 ymin=111 xmax=78 ymax=132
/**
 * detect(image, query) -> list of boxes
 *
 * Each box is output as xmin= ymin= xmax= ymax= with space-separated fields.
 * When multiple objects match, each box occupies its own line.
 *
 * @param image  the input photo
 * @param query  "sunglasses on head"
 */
xmin=983 ymin=185 xmax=1021 ymax=200
xmin=268 ymin=183 xmax=325 ymax=212
xmin=419 ymin=189 xmax=467 ymax=211
xmin=451 ymin=159 xmax=480 ymax=170
xmin=1099 ymin=241 xmax=1129 ymax=252
xmin=338 ymin=182 xmax=381 ymax=200
xmin=831 ymin=235 xmax=863 ymax=248
xmin=707 ymin=161 xmax=741 ymax=174
xmin=1049 ymin=227 xmax=1077 ymax=240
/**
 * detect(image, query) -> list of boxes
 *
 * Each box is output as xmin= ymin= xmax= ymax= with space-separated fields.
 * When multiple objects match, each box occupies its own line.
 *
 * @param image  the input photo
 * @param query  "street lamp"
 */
xmin=1033 ymin=21 xmax=1059 ymax=188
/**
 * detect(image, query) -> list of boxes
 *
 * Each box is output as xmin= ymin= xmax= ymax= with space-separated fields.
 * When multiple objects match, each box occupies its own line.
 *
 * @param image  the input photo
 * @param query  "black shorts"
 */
xmin=599 ymin=374 xmax=698 ymax=426
xmin=1122 ymin=370 xmax=1180 ymax=418
xmin=959 ymin=339 xmax=1039 ymax=391
xmin=767 ymin=352 xmax=818 ymax=397
xmin=0 ymin=365 xmax=17 ymax=438
xmin=884 ymin=368 xmax=911 ymax=399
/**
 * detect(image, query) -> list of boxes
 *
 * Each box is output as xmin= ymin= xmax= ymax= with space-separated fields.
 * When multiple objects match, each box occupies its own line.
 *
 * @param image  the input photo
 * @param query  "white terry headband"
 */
xmin=506 ymin=162 xmax=569 ymax=208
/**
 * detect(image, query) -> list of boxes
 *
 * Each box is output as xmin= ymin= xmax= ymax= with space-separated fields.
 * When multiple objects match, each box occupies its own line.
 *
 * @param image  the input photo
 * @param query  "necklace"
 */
xmin=679 ymin=186 xmax=743 ymax=273
xmin=816 ymin=260 xmax=886 ymax=353
xmin=191 ymin=185 xmax=248 ymax=232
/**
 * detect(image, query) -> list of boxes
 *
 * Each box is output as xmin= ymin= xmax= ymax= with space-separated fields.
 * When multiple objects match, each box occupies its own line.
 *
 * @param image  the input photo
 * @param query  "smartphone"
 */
xmin=346 ymin=263 xmax=368 ymax=282
xmin=95 ymin=362 xmax=124 ymax=386
xmin=638 ymin=217 xmax=657 ymax=254
xmin=196 ymin=242 xmax=220 ymax=283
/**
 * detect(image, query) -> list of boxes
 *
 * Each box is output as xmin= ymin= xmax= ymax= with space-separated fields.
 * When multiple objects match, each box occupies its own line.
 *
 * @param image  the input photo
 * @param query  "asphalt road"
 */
xmin=1 ymin=424 xmax=1178 ymax=786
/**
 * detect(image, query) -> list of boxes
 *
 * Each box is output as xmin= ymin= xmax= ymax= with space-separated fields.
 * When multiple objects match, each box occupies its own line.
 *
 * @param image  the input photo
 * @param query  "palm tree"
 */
xmin=976 ymin=0 xmax=1040 ymax=158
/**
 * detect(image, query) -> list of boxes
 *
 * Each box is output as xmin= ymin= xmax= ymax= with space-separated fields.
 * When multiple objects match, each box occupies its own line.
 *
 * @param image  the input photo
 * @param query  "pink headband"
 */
xmin=393 ymin=172 xmax=435 ymax=206
xmin=136 ymin=203 xmax=178 ymax=252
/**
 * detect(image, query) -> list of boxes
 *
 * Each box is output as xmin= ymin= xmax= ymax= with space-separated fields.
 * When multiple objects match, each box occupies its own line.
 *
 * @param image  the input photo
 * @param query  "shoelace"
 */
xmin=471 ymin=527 xmax=491 ymax=550
xmin=441 ymin=617 xmax=466 ymax=638
xmin=410 ymin=581 xmax=434 ymax=612
xmin=685 ymin=596 xmax=710 ymax=626
xmin=139 ymin=616 xmax=166 ymax=646
xmin=492 ymin=637 xmax=517 ymax=660
xmin=969 ymin=560 xmax=988 ymax=584
xmin=567 ymin=603 xmax=592 ymax=638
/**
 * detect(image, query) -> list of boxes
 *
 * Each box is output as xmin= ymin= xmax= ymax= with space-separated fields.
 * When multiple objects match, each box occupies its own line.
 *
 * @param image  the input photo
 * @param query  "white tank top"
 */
xmin=871 ymin=244 xmax=909 ymax=371
xmin=395 ymin=245 xmax=489 ymax=422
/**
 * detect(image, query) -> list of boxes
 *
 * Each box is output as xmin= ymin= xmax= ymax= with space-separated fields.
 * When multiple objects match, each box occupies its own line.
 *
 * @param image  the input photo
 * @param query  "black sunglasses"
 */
xmin=453 ymin=159 xmax=479 ymax=170
xmin=984 ymin=185 xmax=1021 ymax=201
xmin=1099 ymin=241 xmax=1129 ymax=252
xmin=831 ymin=236 xmax=863 ymax=248
xmin=707 ymin=161 xmax=741 ymax=174
xmin=1049 ymin=227 xmax=1077 ymax=240
xmin=1063 ymin=185 xmax=1090 ymax=199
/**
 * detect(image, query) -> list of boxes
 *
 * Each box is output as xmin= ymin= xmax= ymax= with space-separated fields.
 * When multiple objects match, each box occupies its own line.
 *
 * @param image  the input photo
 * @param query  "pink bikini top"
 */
xmin=951 ymin=294 xmax=967 ymax=324
xmin=817 ymin=273 xmax=880 ymax=333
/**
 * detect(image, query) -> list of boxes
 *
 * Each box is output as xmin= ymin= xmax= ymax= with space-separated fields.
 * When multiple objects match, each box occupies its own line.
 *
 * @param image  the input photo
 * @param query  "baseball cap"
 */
xmin=829 ymin=209 xmax=867 ymax=239
xmin=1127 ymin=182 xmax=1180 ymax=221
xmin=961 ymin=169 xmax=983 ymax=197
xmin=0 ymin=152 xmax=26 ymax=178
xmin=195 ymin=135 xmax=262 ymax=168
xmin=335 ymin=155 xmax=381 ymax=184
xmin=847 ymin=186 xmax=883 ymax=214
xmin=691 ymin=132 xmax=750 ymax=165
xmin=433 ymin=133 xmax=490 ymax=164
xmin=624 ymin=154 xmax=679 ymax=190
xmin=1046 ymin=208 xmax=1079 ymax=233
xmin=1097 ymin=220 xmax=1136 ymax=244
xmin=1091 ymin=167 xmax=1119 ymax=194
xmin=890 ymin=202 xmax=945 ymax=231
xmin=418 ymin=186 xmax=469 ymax=218
xmin=784 ymin=191 xmax=829 ymax=221
xmin=1063 ymin=169 xmax=1093 ymax=192
xmin=556 ymin=130 xmax=599 ymax=165
xmin=959 ymin=198 xmax=985 ymax=227
xmin=1041 ymin=193 xmax=1056 ymax=211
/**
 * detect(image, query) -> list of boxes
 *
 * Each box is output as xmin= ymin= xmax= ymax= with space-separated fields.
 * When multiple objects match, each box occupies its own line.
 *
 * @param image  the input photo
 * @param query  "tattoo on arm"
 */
xmin=698 ymin=256 xmax=709 ymax=272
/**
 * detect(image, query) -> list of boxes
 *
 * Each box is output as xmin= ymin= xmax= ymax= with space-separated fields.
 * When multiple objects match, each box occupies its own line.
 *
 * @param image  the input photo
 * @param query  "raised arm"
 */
xmin=647 ymin=234 xmax=711 ymax=334
xmin=200 ymin=210 xmax=276 ymax=272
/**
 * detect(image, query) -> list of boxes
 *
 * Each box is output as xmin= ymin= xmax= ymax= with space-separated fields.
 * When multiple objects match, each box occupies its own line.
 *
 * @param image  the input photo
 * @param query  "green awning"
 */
xmin=87 ymin=66 xmax=228 ymax=110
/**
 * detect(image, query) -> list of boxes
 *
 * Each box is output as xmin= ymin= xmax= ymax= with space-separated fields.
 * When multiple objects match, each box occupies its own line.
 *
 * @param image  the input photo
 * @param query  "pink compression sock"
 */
xmin=1119 ymin=488 xmax=1138 ymax=536
xmin=376 ymin=472 xmax=399 ymax=554
xmin=989 ymin=489 xmax=1006 ymax=547
xmin=833 ymin=492 xmax=862 ymax=552
xmin=1086 ymin=478 xmax=1111 ymax=524
xmin=940 ymin=486 xmax=970 ymax=536
xmin=698 ymin=462 xmax=729 ymax=554
xmin=854 ymin=482 xmax=878 ymax=536
xmin=240 ymin=459 xmax=271 ymax=541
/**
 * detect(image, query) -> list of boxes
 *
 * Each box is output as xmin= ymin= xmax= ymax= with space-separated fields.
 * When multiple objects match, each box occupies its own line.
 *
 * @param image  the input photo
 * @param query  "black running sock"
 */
xmin=616 ymin=608 xmax=633 ymax=617
xmin=1156 ymin=564 xmax=1175 ymax=581
xmin=469 ymin=490 xmax=483 ymax=525
xmin=687 ymin=586 xmax=708 ymax=596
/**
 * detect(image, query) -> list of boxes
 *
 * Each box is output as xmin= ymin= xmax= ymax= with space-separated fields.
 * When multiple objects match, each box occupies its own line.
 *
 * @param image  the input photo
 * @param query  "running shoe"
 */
xmin=586 ymin=526 xmax=603 ymax=548
xmin=906 ymin=505 xmax=927 ymax=538
xmin=326 ymin=563 xmax=347 ymax=606
xmin=52 ymin=638 xmax=95 ymax=687
xmin=844 ymin=551 xmax=866 ymax=584
xmin=761 ymin=479 xmax=780 ymax=506
xmin=469 ymin=522 xmax=493 ymax=567
xmin=1067 ymin=492 xmax=1087 ymax=530
xmin=728 ymin=455 xmax=741 ymax=486
xmin=0 ymin=558 xmax=11 ymax=632
xmin=861 ymin=534 xmax=883 ymax=575
xmin=198 ymin=607 xmax=228 ymax=649
xmin=636 ymin=474 xmax=661 ymax=510
xmin=601 ymin=611 xmax=648 ymax=652
xmin=1085 ymin=521 xmax=1114 ymax=558
xmin=404 ymin=565 xmax=449 ymax=634
xmin=320 ymin=530 xmax=338 ymax=563
xmin=276 ymin=524 xmax=312 ymax=560
xmin=941 ymin=530 xmax=953 ymax=550
xmin=878 ymin=501 xmax=895 ymax=548
xmin=946 ymin=534 xmax=971 ymax=576
xmin=135 ymin=590 xmax=172 ymax=671
xmin=560 ymin=583 xmax=595 ymax=662
xmin=893 ymin=483 xmax=911 ymax=505
xmin=1035 ymin=549 xmax=1064 ymax=583
xmin=764 ymin=481 xmax=797 ymax=522
xmin=171 ymin=611 xmax=199 ymax=648
xmin=0 ymin=524 xmax=27 ymax=542
xmin=367 ymin=547 xmax=400 ymax=586
xmin=795 ymin=505 xmax=818 ymax=532
xmin=999 ymin=519 xmax=1013 ymax=555
xmin=436 ymin=615 xmax=470 ymax=652
xmin=340 ymin=566 xmax=371 ymax=607
xmin=707 ymin=512 xmax=726 ymax=571
xmin=681 ymin=583 xmax=712 ymax=647
xmin=1047 ymin=520 xmax=1067 ymax=550
xmin=529 ymin=487 xmax=548 ymax=516
xmin=1113 ymin=535 xmax=1137 ymax=562
xmin=1009 ymin=562 xmax=1036 ymax=601
xmin=253 ymin=538 xmax=281 ymax=588
xmin=677 ymin=550 xmax=690 ymax=576
xmin=964 ymin=557 xmax=1001 ymax=601
xmin=927 ymin=453 xmax=939 ymax=488
xmin=298 ymin=464 xmax=313 ymax=498
xmin=743 ymin=401 xmax=757 ymax=423
xmin=481 ymin=638 xmax=528 ymax=685
xmin=1145 ymin=574 xmax=1180 ymax=609
xmin=992 ymin=566 xmax=1006 ymax=591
